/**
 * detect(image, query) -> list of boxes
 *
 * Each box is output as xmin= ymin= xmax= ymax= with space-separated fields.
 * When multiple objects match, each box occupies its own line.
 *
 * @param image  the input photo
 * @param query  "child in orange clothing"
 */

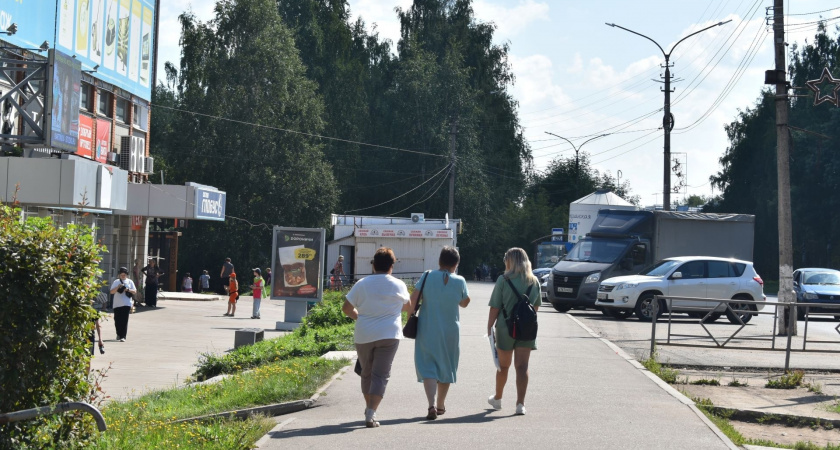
xmin=223 ymin=273 xmax=239 ymax=316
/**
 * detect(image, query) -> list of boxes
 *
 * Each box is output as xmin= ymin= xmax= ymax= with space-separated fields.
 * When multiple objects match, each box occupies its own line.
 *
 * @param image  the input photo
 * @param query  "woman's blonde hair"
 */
xmin=504 ymin=247 xmax=538 ymax=286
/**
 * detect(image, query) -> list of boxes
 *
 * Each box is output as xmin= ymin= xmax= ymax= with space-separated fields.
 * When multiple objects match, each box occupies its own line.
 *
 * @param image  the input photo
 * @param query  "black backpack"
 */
xmin=500 ymin=276 xmax=538 ymax=341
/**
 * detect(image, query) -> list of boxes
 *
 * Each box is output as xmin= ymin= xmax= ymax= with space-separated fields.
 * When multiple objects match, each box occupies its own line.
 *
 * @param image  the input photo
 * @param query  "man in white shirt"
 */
xmin=110 ymin=267 xmax=137 ymax=342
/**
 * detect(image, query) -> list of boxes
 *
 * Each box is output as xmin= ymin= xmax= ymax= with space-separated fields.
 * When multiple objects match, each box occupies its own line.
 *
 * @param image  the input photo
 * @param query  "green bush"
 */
xmin=194 ymin=294 xmax=354 ymax=380
xmin=0 ymin=204 xmax=104 ymax=448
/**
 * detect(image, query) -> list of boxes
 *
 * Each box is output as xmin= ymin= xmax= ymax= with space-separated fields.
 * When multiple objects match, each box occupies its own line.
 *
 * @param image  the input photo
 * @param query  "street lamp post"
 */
xmin=606 ymin=20 xmax=731 ymax=211
xmin=544 ymin=132 xmax=608 ymax=186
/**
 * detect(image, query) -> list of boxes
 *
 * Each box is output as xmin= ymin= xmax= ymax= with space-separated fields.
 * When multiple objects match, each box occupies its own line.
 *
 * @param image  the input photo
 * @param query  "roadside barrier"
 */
xmin=649 ymin=295 xmax=840 ymax=371
xmin=0 ymin=401 xmax=107 ymax=432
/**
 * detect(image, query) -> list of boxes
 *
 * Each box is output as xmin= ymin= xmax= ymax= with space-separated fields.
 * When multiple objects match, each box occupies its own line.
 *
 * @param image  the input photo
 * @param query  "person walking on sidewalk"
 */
xmin=250 ymin=268 xmax=265 ymax=319
xmin=142 ymin=259 xmax=163 ymax=307
xmin=332 ymin=255 xmax=346 ymax=290
xmin=224 ymin=273 xmax=239 ymax=317
xmin=199 ymin=270 xmax=211 ymax=293
xmin=182 ymin=272 xmax=193 ymax=293
xmin=110 ymin=267 xmax=137 ymax=342
xmin=486 ymin=248 xmax=541 ymax=415
xmin=413 ymin=246 xmax=471 ymax=420
xmin=342 ymin=247 xmax=411 ymax=428
xmin=220 ymin=258 xmax=234 ymax=294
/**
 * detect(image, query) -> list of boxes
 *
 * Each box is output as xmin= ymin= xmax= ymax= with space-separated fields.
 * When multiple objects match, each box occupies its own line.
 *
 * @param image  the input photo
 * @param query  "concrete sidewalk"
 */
xmin=91 ymin=293 xmax=290 ymax=400
xmin=257 ymin=282 xmax=736 ymax=449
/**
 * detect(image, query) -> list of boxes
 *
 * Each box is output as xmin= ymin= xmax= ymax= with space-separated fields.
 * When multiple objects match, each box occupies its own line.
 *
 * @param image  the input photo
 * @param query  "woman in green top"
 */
xmin=486 ymin=247 xmax=541 ymax=415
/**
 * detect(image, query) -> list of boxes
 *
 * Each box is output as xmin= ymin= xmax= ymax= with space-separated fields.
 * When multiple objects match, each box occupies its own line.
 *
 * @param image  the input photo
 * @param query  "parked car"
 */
xmin=793 ymin=268 xmax=840 ymax=320
xmin=533 ymin=263 xmax=553 ymax=304
xmin=594 ymin=256 xmax=766 ymax=323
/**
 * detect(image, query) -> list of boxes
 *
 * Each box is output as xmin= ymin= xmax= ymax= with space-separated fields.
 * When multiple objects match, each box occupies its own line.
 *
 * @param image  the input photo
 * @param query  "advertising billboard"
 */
xmin=0 ymin=0 xmax=56 ymax=51
xmin=46 ymin=49 xmax=82 ymax=153
xmin=77 ymin=115 xmax=94 ymax=158
xmin=55 ymin=0 xmax=155 ymax=100
xmin=193 ymin=188 xmax=226 ymax=221
xmin=271 ymin=227 xmax=325 ymax=303
xmin=95 ymin=118 xmax=111 ymax=163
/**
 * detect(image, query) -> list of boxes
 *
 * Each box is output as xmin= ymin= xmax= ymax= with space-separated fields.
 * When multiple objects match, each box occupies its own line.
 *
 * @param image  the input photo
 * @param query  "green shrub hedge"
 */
xmin=0 ymin=204 xmax=104 ymax=448
xmin=194 ymin=292 xmax=354 ymax=380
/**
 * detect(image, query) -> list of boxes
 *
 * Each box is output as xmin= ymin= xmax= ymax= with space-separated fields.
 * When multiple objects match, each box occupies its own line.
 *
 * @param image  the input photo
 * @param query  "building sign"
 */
xmin=54 ymin=0 xmax=156 ymax=100
xmin=355 ymin=228 xmax=454 ymax=239
xmin=95 ymin=118 xmax=111 ymax=163
xmin=271 ymin=227 xmax=325 ymax=302
xmin=0 ymin=0 xmax=57 ymax=52
xmin=46 ymin=49 xmax=81 ymax=153
xmin=77 ymin=115 xmax=94 ymax=158
xmin=193 ymin=188 xmax=226 ymax=221
xmin=131 ymin=215 xmax=143 ymax=231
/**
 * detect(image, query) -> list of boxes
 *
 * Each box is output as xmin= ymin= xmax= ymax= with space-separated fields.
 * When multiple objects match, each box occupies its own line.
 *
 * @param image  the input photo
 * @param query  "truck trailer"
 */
xmin=545 ymin=209 xmax=755 ymax=312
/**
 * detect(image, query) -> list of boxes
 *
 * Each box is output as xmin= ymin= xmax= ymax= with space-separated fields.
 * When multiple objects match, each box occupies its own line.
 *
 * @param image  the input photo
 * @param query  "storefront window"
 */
xmin=80 ymin=83 xmax=93 ymax=112
xmin=116 ymin=97 xmax=129 ymax=123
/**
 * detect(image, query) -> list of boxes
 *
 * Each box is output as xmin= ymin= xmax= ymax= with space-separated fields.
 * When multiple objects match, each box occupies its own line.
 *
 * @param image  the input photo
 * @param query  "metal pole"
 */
xmin=773 ymin=0 xmax=796 ymax=336
xmin=663 ymin=54 xmax=672 ymax=211
xmin=650 ymin=297 xmax=658 ymax=357
xmin=448 ymin=118 xmax=458 ymax=221
xmin=785 ymin=303 xmax=793 ymax=371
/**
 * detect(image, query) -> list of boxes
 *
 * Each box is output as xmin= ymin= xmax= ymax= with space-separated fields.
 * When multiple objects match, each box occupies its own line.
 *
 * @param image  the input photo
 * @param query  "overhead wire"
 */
xmin=342 ymin=164 xmax=452 ymax=214
xmin=386 ymin=165 xmax=453 ymax=216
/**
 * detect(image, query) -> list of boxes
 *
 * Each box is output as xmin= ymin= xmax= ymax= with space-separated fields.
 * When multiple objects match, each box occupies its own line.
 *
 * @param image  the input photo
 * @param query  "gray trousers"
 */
xmin=355 ymin=339 xmax=400 ymax=397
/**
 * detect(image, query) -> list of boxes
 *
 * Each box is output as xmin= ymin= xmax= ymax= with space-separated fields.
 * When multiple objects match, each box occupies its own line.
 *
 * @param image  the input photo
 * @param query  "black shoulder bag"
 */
xmin=500 ymin=275 xmax=538 ymax=341
xmin=402 ymin=270 xmax=430 ymax=339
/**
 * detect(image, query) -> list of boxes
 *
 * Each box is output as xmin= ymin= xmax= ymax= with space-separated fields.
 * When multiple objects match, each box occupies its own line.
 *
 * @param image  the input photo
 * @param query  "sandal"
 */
xmin=436 ymin=407 xmax=446 ymax=416
xmin=426 ymin=406 xmax=437 ymax=420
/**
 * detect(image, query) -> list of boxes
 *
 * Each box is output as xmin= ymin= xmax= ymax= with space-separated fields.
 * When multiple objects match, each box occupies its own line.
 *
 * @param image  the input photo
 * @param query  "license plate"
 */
xmin=556 ymin=287 xmax=573 ymax=293
xmin=597 ymin=293 xmax=608 ymax=300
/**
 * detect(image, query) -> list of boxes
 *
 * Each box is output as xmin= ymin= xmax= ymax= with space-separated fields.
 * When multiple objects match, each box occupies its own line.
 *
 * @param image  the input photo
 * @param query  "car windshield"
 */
xmin=803 ymin=272 xmax=840 ymax=285
xmin=564 ymin=239 xmax=629 ymax=264
xmin=639 ymin=260 xmax=682 ymax=277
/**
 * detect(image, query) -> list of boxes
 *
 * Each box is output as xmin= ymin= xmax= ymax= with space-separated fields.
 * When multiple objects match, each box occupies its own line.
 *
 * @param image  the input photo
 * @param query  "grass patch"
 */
xmin=641 ymin=353 xmax=680 ymax=384
xmin=767 ymin=370 xmax=805 ymax=389
xmin=91 ymin=416 xmax=274 ymax=449
xmin=805 ymin=381 xmax=824 ymax=395
xmin=195 ymin=292 xmax=355 ymax=380
xmin=690 ymin=378 xmax=721 ymax=386
xmin=728 ymin=378 xmax=748 ymax=387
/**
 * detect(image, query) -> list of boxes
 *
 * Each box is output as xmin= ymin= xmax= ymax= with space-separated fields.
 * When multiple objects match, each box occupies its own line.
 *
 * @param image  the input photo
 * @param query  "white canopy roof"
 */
xmin=572 ymin=189 xmax=634 ymax=206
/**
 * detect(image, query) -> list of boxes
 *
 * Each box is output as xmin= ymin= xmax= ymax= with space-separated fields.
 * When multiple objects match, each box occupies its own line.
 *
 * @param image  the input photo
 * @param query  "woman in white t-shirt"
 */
xmin=343 ymin=247 xmax=412 ymax=428
xmin=110 ymin=267 xmax=137 ymax=342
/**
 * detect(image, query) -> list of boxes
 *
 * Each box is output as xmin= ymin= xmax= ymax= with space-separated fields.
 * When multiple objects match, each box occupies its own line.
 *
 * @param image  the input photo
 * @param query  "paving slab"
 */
xmin=257 ymin=282 xmax=734 ymax=449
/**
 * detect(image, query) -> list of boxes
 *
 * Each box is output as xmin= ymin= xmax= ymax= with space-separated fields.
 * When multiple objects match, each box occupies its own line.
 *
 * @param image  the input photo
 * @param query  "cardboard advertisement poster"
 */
xmin=271 ymin=227 xmax=325 ymax=302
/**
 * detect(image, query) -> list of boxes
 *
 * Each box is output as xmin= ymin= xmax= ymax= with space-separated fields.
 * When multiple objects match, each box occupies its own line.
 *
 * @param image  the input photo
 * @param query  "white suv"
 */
xmin=595 ymin=256 xmax=766 ymax=323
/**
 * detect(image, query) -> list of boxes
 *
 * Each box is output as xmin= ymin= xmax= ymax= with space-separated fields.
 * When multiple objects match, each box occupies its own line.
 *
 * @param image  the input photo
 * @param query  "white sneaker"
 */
xmin=119 ymin=338 xmax=126 ymax=342
xmin=487 ymin=395 xmax=502 ymax=410
xmin=515 ymin=403 xmax=526 ymax=415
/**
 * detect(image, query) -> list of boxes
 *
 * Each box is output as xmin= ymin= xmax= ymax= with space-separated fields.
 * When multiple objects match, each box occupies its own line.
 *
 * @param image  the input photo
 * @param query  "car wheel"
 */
xmin=707 ymin=312 xmax=722 ymax=323
xmin=634 ymin=293 xmax=663 ymax=322
xmin=726 ymin=298 xmax=757 ymax=324
xmin=601 ymin=307 xmax=615 ymax=317
xmin=552 ymin=303 xmax=571 ymax=313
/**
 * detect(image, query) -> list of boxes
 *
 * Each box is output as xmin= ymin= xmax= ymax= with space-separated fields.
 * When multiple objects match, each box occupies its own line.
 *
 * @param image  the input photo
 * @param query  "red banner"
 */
xmin=95 ymin=118 xmax=111 ymax=164
xmin=131 ymin=216 xmax=144 ymax=231
xmin=77 ymin=115 xmax=94 ymax=159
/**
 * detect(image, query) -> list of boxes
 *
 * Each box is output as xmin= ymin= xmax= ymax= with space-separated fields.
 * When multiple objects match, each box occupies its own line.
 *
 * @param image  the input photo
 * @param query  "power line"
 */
xmin=591 ymin=131 xmax=662 ymax=165
xmin=342 ymin=164 xmax=452 ymax=214
xmin=152 ymin=104 xmax=448 ymax=159
xmin=386 ymin=165 xmax=453 ymax=216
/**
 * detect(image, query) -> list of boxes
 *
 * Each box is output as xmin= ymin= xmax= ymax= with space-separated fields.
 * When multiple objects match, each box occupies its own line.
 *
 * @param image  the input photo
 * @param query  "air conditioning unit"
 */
xmin=411 ymin=213 xmax=425 ymax=223
xmin=118 ymin=136 xmax=146 ymax=173
xmin=144 ymin=156 xmax=154 ymax=174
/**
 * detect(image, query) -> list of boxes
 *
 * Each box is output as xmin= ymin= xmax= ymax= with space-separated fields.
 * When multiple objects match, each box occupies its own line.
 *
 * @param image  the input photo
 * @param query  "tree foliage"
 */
xmin=0 ymin=204 xmax=102 ymax=448
xmin=710 ymin=25 xmax=840 ymax=276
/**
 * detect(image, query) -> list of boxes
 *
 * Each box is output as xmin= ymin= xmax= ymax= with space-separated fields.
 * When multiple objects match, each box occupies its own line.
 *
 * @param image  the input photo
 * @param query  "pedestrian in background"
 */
xmin=250 ymin=268 xmax=265 ymax=319
xmin=110 ymin=267 xmax=137 ymax=342
xmin=223 ymin=273 xmax=239 ymax=317
xmin=264 ymin=268 xmax=272 ymax=287
xmin=413 ymin=246 xmax=471 ymax=420
xmin=142 ymin=259 xmax=163 ymax=308
xmin=220 ymin=258 xmax=234 ymax=294
xmin=342 ymin=247 xmax=411 ymax=428
xmin=199 ymin=270 xmax=211 ymax=293
xmin=486 ymin=248 xmax=541 ymax=415
xmin=182 ymin=272 xmax=193 ymax=293
xmin=333 ymin=255 xmax=346 ymax=290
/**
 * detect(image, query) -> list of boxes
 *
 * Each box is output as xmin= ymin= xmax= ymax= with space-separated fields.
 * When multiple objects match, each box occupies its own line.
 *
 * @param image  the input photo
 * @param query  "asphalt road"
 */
xmin=566 ymin=295 xmax=840 ymax=370
xmin=258 ymin=281 xmax=734 ymax=449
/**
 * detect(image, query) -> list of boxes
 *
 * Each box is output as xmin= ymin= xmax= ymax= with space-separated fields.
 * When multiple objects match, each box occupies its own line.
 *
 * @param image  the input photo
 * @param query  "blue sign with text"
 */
xmin=194 ymin=188 xmax=226 ymax=221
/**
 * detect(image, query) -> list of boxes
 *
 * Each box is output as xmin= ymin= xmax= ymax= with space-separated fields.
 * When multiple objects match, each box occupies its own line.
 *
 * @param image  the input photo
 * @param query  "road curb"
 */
xmin=705 ymin=405 xmax=840 ymax=429
xmin=254 ymin=361 xmax=354 ymax=448
xmin=565 ymin=313 xmax=740 ymax=450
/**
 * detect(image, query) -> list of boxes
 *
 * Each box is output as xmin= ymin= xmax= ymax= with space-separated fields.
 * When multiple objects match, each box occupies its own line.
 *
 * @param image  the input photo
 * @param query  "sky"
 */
xmin=155 ymin=0 xmax=840 ymax=208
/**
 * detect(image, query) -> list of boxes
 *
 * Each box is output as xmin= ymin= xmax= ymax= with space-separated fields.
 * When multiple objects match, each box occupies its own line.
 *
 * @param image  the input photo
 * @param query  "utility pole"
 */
xmin=607 ymin=20 xmax=731 ymax=211
xmin=448 ymin=117 xmax=458 ymax=221
xmin=773 ymin=0 xmax=796 ymax=336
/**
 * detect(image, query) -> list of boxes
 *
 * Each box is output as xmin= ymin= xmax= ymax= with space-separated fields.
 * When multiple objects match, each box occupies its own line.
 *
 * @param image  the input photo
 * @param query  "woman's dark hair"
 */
xmin=439 ymin=246 xmax=460 ymax=268
xmin=372 ymin=247 xmax=396 ymax=272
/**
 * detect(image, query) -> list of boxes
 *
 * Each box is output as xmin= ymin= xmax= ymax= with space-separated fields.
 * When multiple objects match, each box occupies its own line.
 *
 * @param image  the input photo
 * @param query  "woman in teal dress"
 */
xmin=412 ymin=246 xmax=471 ymax=420
xmin=486 ymin=247 xmax=541 ymax=416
